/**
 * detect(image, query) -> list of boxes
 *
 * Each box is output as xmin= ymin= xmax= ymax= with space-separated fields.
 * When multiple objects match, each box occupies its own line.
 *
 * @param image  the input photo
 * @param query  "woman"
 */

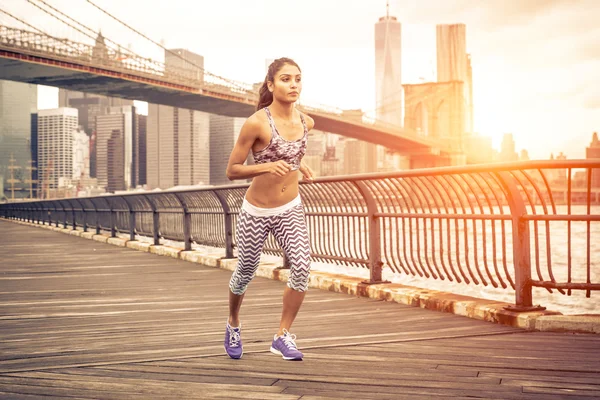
xmin=224 ymin=57 xmax=315 ymax=361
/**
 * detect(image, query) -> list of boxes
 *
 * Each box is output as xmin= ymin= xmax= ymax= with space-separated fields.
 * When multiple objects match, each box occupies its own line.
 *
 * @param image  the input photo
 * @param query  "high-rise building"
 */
xmin=209 ymin=114 xmax=244 ymax=186
xmin=344 ymin=139 xmax=378 ymax=175
xmin=145 ymin=48 xmax=209 ymax=189
xmin=587 ymin=132 xmax=600 ymax=159
xmin=0 ymin=80 xmax=37 ymax=199
xmin=147 ymin=105 xmax=210 ymax=189
xmin=321 ymin=145 xmax=339 ymax=176
xmin=37 ymin=108 xmax=78 ymax=192
xmin=30 ymin=113 xmax=39 ymax=196
xmin=72 ymin=127 xmax=90 ymax=181
xmin=165 ymin=48 xmax=204 ymax=83
xmin=59 ymin=89 xmax=133 ymax=178
xmin=586 ymin=132 xmax=600 ymax=188
xmin=499 ymin=133 xmax=518 ymax=162
xmin=95 ymin=105 xmax=143 ymax=192
xmin=374 ymin=3 xmax=402 ymax=127
xmin=334 ymin=136 xmax=346 ymax=176
xmin=136 ymin=115 xmax=147 ymax=186
xmin=436 ymin=23 xmax=473 ymax=134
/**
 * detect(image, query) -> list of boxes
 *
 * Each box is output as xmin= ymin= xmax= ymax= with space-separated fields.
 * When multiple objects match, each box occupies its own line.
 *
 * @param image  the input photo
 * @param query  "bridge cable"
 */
xmin=84 ymin=0 xmax=253 ymax=93
xmin=29 ymin=0 xmax=130 ymax=54
xmin=25 ymin=0 xmax=164 ymax=75
xmin=0 ymin=6 xmax=85 ymax=55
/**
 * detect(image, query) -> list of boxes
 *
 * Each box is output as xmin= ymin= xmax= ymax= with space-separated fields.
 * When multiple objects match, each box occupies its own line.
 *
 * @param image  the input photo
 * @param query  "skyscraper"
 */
xmin=436 ymin=24 xmax=473 ymax=133
xmin=499 ymin=133 xmax=518 ymax=162
xmin=586 ymin=132 xmax=600 ymax=188
xmin=165 ymin=48 xmax=204 ymax=84
xmin=374 ymin=2 xmax=402 ymax=127
xmin=136 ymin=115 xmax=147 ymax=186
xmin=147 ymin=105 xmax=210 ymax=189
xmin=95 ymin=105 xmax=142 ymax=192
xmin=146 ymin=48 xmax=210 ymax=189
xmin=58 ymin=89 xmax=133 ymax=178
xmin=209 ymin=114 xmax=245 ymax=186
xmin=30 ymin=113 xmax=39 ymax=196
xmin=37 ymin=108 xmax=78 ymax=192
xmin=0 ymin=80 xmax=37 ymax=199
xmin=72 ymin=127 xmax=90 ymax=181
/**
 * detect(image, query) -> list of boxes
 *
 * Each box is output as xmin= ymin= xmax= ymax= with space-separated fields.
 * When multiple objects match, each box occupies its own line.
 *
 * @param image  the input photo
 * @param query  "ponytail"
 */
xmin=256 ymin=78 xmax=273 ymax=111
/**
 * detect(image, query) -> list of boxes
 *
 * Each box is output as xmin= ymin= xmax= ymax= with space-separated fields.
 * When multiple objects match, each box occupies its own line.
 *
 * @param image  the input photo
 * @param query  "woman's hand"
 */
xmin=266 ymin=160 xmax=293 ymax=177
xmin=299 ymin=161 xmax=314 ymax=182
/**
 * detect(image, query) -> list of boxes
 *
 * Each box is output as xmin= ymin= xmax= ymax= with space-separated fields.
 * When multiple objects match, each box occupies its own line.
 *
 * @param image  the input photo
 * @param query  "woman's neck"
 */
xmin=269 ymin=100 xmax=295 ymax=121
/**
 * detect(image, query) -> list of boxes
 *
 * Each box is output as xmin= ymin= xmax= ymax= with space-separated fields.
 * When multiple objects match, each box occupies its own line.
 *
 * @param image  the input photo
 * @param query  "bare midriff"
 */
xmin=245 ymin=171 xmax=300 ymax=208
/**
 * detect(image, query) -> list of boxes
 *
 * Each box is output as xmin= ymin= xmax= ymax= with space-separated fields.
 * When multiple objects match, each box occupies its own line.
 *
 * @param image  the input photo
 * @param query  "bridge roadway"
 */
xmin=0 ymin=37 xmax=449 ymax=160
xmin=1 ymin=219 xmax=599 ymax=399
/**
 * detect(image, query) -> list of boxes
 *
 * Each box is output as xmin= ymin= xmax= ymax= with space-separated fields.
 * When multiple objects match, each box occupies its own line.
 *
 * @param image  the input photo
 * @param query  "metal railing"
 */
xmin=2 ymin=160 xmax=599 ymax=310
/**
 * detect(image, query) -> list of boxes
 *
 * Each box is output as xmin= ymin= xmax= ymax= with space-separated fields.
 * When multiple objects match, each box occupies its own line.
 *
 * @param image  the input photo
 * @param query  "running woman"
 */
xmin=224 ymin=57 xmax=315 ymax=361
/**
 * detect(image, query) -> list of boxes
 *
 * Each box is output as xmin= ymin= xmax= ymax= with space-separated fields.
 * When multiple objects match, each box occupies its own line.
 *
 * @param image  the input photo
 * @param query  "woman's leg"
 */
xmin=228 ymin=291 xmax=245 ymax=327
xmin=271 ymin=204 xmax=311 ymax=335
xmin=228 ymin=210 xmax=270 ymax=324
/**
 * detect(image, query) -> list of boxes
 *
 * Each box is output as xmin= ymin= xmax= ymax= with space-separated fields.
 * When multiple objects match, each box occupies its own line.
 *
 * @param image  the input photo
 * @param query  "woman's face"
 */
xmin=269 ymin=63 xmax=302 ymax=104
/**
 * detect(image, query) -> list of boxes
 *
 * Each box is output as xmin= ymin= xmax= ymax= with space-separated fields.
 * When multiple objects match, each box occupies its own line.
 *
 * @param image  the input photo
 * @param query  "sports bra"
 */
xmin=252 ymin=107 xmax=308 ymax=170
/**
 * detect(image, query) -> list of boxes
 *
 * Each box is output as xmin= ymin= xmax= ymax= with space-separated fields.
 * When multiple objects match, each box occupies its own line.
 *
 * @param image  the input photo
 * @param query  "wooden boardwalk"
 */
xmin=1 ymin=219 xmax=599 ymax=399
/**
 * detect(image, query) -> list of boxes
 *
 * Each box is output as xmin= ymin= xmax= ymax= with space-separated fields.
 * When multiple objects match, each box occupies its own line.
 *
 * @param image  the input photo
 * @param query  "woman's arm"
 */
xmin=226 ymin=116 xmax=292 ymax=180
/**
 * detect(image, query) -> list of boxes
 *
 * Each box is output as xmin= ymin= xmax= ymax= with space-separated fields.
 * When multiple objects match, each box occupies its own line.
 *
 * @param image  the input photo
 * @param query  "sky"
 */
xmin=2 ymin=0 xmax=599 ymax=159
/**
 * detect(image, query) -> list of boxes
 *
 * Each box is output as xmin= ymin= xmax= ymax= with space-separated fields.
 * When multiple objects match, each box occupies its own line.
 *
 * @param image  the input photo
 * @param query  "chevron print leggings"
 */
xmin=229 ymin=204 xmax=311 ymax=295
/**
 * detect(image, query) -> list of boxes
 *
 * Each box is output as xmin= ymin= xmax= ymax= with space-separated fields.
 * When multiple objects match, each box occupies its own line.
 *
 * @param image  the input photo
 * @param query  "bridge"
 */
xmin=0 ymin=14 xmax=456 ymax=163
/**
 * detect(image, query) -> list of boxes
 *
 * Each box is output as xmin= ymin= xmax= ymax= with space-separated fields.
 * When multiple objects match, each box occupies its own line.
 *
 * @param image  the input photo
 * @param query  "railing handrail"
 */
xmin=3 ymin=159 xmax=599 ymax=204
xmin=2 ymin=161 xmax=599 ymax=311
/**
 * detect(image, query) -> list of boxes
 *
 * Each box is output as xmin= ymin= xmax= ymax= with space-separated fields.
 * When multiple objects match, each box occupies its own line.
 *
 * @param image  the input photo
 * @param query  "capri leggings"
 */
xmin=229 ymin=195 xmax=311 ymax=295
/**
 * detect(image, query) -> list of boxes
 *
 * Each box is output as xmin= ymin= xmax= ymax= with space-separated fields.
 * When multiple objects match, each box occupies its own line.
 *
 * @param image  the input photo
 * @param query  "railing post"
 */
xmin=355 ymin=181 xmax=388 ymax=284
xmin=174 ymin=193 xmax=192 ymax=251
xmin=214 ymin=191 xmax=234 ymax=259
xmin=496 ymin=172 xmax=545 ymax=312
xmin=122 ymin=196 xmax=136 ymax=242
xmin=76 ymin=199 xmax=87 ymax=233
xmin=145 ymin=195 xmax=160 ymax=246
xmin=70 ymin=200 xmax=77 ymax=230
xmin=53 ymin=202 xmax=59 ymax=228
xmin=108 ymin=198 xmax=116 ymax=238
xmin=91 ymin=199 xmax=100 ymax=235
xmin=60 ymin=201 xmax=68 ymax=229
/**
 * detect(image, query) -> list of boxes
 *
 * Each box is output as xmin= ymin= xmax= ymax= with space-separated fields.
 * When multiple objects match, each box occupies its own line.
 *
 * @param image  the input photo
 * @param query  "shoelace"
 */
xmin=281 ymin=329 xmax=298 ymax=350
xmin=228 ymin=326 xmax=241 ymax=347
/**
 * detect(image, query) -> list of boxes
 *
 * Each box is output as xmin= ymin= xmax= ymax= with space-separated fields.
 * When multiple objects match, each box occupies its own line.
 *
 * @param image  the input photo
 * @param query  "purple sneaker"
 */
xmin=270 ymin=330 xmax=303 ymax=360
xmin=224 ymin=322 xmax=243 ymax=359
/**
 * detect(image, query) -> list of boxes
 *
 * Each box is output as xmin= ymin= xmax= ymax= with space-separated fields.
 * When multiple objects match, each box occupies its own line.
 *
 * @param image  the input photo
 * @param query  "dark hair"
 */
xmin=256 ymin=57 xmax=301 ymax=111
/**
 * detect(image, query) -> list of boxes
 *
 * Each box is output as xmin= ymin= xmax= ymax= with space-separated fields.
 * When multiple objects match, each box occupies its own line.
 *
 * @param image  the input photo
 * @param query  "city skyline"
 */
xmin=4 ymin=0 xmax=599 ymax=160
xmin=14 ymin=0 xmax=600 ymax=159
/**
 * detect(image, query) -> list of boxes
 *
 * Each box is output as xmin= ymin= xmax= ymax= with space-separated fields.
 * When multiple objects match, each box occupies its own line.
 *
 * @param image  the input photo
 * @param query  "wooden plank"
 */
xmin=1 ymin=219 xmax=600 ymax=400
xmin=0 ymin=375 xmax=296 ymax=400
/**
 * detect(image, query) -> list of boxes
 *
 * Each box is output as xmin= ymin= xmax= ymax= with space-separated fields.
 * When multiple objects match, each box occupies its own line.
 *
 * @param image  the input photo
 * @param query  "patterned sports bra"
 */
xmin=252 ymin=107 xmax=308 ymax=170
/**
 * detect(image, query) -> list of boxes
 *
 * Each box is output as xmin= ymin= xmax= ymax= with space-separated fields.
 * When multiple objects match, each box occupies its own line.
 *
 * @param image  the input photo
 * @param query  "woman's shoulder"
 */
xmin=244 ymin=108 xmax=269 ymax=128
xmin=298 ymin=110 xmax=315 ymax=131
xmin=238 ymin=109 xmax=270 ymax=139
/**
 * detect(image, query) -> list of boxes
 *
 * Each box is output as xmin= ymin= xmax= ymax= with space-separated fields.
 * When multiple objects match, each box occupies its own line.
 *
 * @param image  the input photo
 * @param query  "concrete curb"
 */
xmin=4 ymin=218 xmax=599 ymax=334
